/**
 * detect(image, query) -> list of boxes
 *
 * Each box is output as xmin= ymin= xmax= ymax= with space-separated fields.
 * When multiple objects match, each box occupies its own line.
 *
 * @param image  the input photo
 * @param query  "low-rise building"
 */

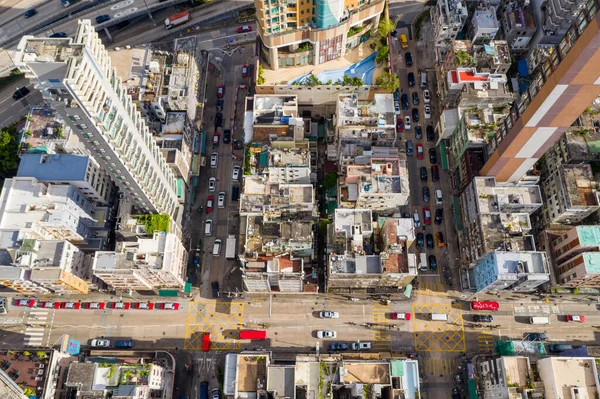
xmin=247 ymin=95 xmax=304 ymax=143
xmin=500 ymin=0 xmax=537 ymax=52
xmin=538 ymin=357 xmax=600 ymax=399
xmin=541 ymin=164 xmax=600 ymax=226
xmin=92 ymin=216 xmax=186 ymax=290
xmin=478 ymin=356 xmax=544 ymax=398
xmin=550 ymin=225 xmax=600 ymax=270
xmin=267 ymin=147 xmax=311 ymax=184
xmin=470 ymin=7 xmax=500 ymax=44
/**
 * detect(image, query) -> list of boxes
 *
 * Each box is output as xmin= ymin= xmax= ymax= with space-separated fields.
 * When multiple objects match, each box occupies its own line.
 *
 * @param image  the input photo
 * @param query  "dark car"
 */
xmin=429 ymin=148 xmax=437 ymax=164
xmin=394 ymin=88 xmax=400 ymax=101
xmin=217 ymin=98 xmax=224 ymax=112
xmin=428 ymin=255 xmax=437 ymax=271
xmin=420 ymin=166 xmax=428 ymax=182
xmin=329 ymin=343 xmax=349 ymax=351
xmin=408 ymin=72 xmax=415 ymax=87
xmin=415 ymin=126 xmax=422 ymax=140
xmin=431 ymin=165 xmax=440 ymax=182
xmin=232 ymin=185 xmax=240 ymax=201
xmin=223 ymin=129 xmax=231 ymax=144
xmin=434 ymin=208 xmax=443 ymax=225
xmin=13 ymin=87 xmax=30 ymax=100
xmin=401 ymin=94 xmax=409 ymax=110
xmin=24 ymin=8 xmax=37 ymax=18
xmin=406 ymin=140 xmax=413 ymax=156
xmin=412 ymin=92 xmax=419 ymax=105
xmin=115 ymin=340 xmax=135 ymax=348
xmin=426 ymin=125 xmax=435 ymax=142
xmin=211 ymin=281 xmax=220 ymax=298
xmin=474 ymin=315 xmax=493 ymax=323
xmin=412 ymin=108 xmax=419 ymax=123
xmin=524 ymin=332 xmax=548 ymax=341
xmin=426 ymin=234 xmax=434 ymax=249
xmin=95 ymin=14 xmax=110 ymax=23
xmin=416 ymin=233 xmax=424 ymax=249
xmin=452 ymin=388 xmax=462 ymax=399
xmin=423 ymin=187 xmax=430 ymax=202
xmin=403 ymin=212 xmax=411 ymax=218
xmin=405 ymin=52 xmax=413 ymax=67
xmin=215 ymin=113 xmax=223 ymax=127
xmin=49 ymin=32 xmax=68 ymax=38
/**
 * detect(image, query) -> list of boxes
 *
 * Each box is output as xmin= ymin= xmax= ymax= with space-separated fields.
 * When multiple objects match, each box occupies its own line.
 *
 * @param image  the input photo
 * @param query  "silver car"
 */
xmin=232 ymin=165 xmax=240 ymax=180
xmin=218 ymin=192 xmax=225 ymax=208
xmin=319 ymin=311 xmax=339 ymax=318
xmin=90 ymin=339 xmax=110 ymax=348
xmin=317 ymin=330 xmax=337 ymax=339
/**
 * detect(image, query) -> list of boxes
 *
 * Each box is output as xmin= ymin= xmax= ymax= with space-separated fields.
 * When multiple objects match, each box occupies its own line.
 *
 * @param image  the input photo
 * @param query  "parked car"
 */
xmin=352 ymin=341 xmax=372 ymax=350
xmin=420 ymin=166 xmax=428 ymax=182
xmin=85 ymin=302 xmax=105 ymax=310
xmin=217 ymin=85 xmax=225 ymax=97
xmin=159 ymin=302 xmax=180 ymax=310
xmin=474 ymin=314 xmax=493 ymax=323
xmin=211 ymin=281 xmax=220 ymax=298
xmin=401 ymin=94 xmax=409 ymax=110
xmin=416 ymin=144 xmax=424 ymax=159
xmin=436 ymin=232 xmax=445 ymax=247
xmin=431 ymin=165 xmax=440 ymax=182
xmin=59 ymin=302 xmax=81 ymax=309
xmin=548 ymin=344 xmax=573 ymax=352
xmin=423 ymin=207 xmax=431 ymax=225
xmin=237 ymin=25 xmax=252 ymax=33
xmin=435 ymin=208 xmax=443 ymax=225
xmin=115 ymin=340 xmax=135 ymax=348
xmin=408 ymin=72 xmax=415 ymax=87
xmin=317 ymin=330 xmax=337 ymax=339
xmin=232 ymin=166 xmax=241 ymax=181
xmin=428 ymin=255 xmax=437 ymax=271
xmin=109 ymin=302 xmax=131 ymax=310
xmin=223 ymin=129 xmax=231 ymax=144
xmin=210 ymin=153 xmax=218 ymax=168
xmin=415 ymin=126 xmax=422 ymax=140
xmin=215 ymin=113 xmax=223 ymax=127
xmin=90 ymin=339 xmax=110 ymax=348
xmin=217 ymin=99 xmax=224 ymax=111
xmin=423 ymin=187 xmax=430 ymax=202
xmin=413 ymin=211 xmax=420 ymax=227
xmin=396 ymin=117 xmax=404 ymax=132
xmin=329 ymin=343 xmax=349 ymax=351
xmin=218 ymin=192 xmax=225 ymax=208
xmin=404 ymin=116 xmax=411 ymax=130
xmin=391 ymin=312 xmax=411 ymax=320
xmin=394 ymin=88 xmax=400 ymax=101
xmin=49 ymin=32 xmax=68 ymax=38
xmin=242 ymin=64 xmax=249 ymax=78
xmin=524 ymin=332 xmax=548 ymax=341
xmin=423 ymin=89 xmax=431 ymax=104
xmin=412 ymin=92 xmax=419 ymax=105
xmin=394 ymin=100 xmax=401 ymax=115
xmin=416 ymin=232 xmax=424 ymax=249
xmin=206 ymin=196 xmax=214 ymax=213
xmin=208 ymin=177 xmax=216 ymax=192
xmin=95 ymin=14 xmax=110 ymax=23
xmin=24 ymin=8 xmax=37 ymax=18
xmin=15 ymin=299 xmax=35 ymax=307
xmin=405 ymin=52 xmax=413 ymax=67
xmin=424 ymin=104 xmax=431 ymax=119
xmin=429 ymin=148 xmax=437 ymax=164
xmin=134 ymin=302 xmax=154 ymax=310
xmin=426 ymin=234 xmax=434 ymax=249
xmin=12 ymin=87 xmax=30 ymax=100
xmin=412 ymin=108 xmax=419 ymax=123
xmin=426 ymin=125 xmax=435 ymax=141
xmin=319 ymin=311 xmax=339 ymax=318
xmin=39 ymin=301 xmax=55 ymax=309
xmin=566 ymin=315 xmax=585 ymax=322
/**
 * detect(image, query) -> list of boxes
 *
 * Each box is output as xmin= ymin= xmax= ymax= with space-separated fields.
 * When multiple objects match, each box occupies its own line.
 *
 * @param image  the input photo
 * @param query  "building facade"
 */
xmin=15 ymin=20 xmax=180 ymax=218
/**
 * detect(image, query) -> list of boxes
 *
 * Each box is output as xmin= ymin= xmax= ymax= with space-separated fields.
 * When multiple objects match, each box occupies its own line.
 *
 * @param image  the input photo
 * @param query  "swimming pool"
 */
xmin=289 ymin=52 xmax=377 ymax=85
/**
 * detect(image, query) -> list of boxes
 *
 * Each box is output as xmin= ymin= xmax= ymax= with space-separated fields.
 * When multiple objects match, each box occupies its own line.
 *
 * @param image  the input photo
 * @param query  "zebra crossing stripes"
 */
xmin=23 ymin=311 xmax=49 ymax=347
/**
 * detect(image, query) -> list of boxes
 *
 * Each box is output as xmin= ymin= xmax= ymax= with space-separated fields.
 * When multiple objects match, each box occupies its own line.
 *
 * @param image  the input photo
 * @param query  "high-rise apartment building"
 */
xmin=257 ymin=0 xmax=385 ymax=70
xmin=480 ymin=2 xmax=600 ymax=182
xmin=14 ymin=20 xmax=180 ymax=218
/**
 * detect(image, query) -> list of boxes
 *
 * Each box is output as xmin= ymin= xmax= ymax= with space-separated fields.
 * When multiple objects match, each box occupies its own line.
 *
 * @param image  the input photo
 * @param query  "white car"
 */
xmin=317 ymin=330 xmax=337 ymax=339
xmin=319 ymin=311 xmax=339 ymax=318
xmin=404 ymin=116 xmax=411 ymax=130
xmin=424 ymin=105 xmax=431 ymax=119
xmin=423 ymin=89 xmax=430 ymax=104
xmin=210 ymin=153 xmax=218 ymax=168
xmin=232 ymin=165 xmax=240 ymax=181
xmin=208 ymin=177 xmax=216 ymax=192
xmin=352 ymin=341 xmax=371 ymax=350
xmin=218 ymin=192 xmax=225 ymax=208
xmin=90 ymin=339 xmax=110 ymax=348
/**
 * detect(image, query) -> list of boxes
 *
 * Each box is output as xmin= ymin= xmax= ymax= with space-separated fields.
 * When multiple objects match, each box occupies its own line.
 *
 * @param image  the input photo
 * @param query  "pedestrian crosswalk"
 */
xmin=416 ymin=282 xmax=445 ymax=296
xmin=477 ymin=332 xmax=495 ymax=352
xmin=421 ymin=357 xmax=456 ymax=376
xmin=372 ymin=305 xmax=391 ymax=351
xmin=23 ymin=311 xmax=50 ymax=347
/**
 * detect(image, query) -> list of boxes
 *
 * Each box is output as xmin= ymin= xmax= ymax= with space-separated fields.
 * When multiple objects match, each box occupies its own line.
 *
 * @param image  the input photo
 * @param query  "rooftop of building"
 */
xmin=333 ymin=209 xmax=373 ymax=236
xmin=330 ymin=253 xmax=382 ymax=274
xmin=381 ymin=217 xmax=416 ymax=245
xmin=493 ymin=251 xmax=548 ymax=275
xmin=500 ymin=357 xmax=530 ymax=389
xmin=337 ymin=93 xmax=395 ymax=127
xmin=244 ymin=215 xmax=312 ymax=256
xmin=236 ymin=355 xmax=267 ymax=393
xmin=19 ymin=239 xmax=70 ymax=268
xmin=19 ymin=108 xmax=68 ymax=152
xmin=480 ymin=214 xmax=535 ymax=252
xmin=268 ymin=147 xmax=310 ymax=167
xmin=240 ymin=180 xmax=314 ymax=217
xmin=539 ymin=357 xmax=598 ymax=399
xmin=17 ymin=37 xmax=82 ymax=64
xmin=505 ymin=4 xmax=536 ymax=30
xmin=0 ymin=350 xmax=52 ymax=396
xmin=253 ymin=95 xmax=299 ymax=124
xmin=342 ymin=362 xmax=390 ymax=384
xmin=473 ymin=8 xmax=499 ymax=30
xmin=576 ymin=225 xmax=600 ymax=246
xmin=582 ymin=252 xmax=600 ymax=274
xmin=266 ymin=366 xmax=295 ymax=399
xmin=17 ymin=153 xmax=88 ymax=182
xmin=560 ymin=164 xmax=600 ymax=207
xmin=345 ymin=167 xmax=405 ymax=195
xmin=435 ymin=0 xmax=468 ymax=24
xmin=475 ymin=177 xmax=542 ymax=210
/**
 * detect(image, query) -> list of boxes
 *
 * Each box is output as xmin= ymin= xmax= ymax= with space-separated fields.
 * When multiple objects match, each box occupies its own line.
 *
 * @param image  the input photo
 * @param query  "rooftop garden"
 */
xmin=131 ymin=214 xmax=170 ymax=234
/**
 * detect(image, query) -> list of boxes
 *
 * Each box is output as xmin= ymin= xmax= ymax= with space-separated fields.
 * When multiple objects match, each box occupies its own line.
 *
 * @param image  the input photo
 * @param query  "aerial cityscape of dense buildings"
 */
xmin=0 ymin=0 xmax=599 ymax=397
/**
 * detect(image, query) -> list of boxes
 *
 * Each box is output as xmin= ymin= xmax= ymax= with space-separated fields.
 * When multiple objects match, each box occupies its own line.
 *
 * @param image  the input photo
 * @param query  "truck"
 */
xmin=225 ymin=235 xmax=236 ymax=259
xmin=165 ymin=10 xmax=189 ymax=29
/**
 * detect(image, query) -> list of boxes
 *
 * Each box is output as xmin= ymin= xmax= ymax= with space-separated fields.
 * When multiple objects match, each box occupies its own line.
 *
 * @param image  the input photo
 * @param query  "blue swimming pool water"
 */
xmin=289 ymin=52 xmax=377 ymax=85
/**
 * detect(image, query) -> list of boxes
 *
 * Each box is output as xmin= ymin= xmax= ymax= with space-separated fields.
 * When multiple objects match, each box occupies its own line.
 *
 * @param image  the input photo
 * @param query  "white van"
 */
xmin=419 ymin=253 xmax=428 ymax=272
xmin=213 ymin=239 xmax=222 ymax=256
xmin=413 ymin=212 xmax=420 ymax=227
xmin=420 ymin=71 xmax=427 ymax=88
xmin=205 ymin=219 xmax=213 ymax=236
xmin=435 ymin=190 xmax=443 ymax=205
xmin=529 ymin=316 xmax=550 ymax=324
xmin=431 ymin=313 xmax=448 ymax=322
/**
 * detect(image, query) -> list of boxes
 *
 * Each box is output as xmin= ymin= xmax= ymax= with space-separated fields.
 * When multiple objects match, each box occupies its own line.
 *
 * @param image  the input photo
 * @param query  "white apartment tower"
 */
xmin=14 ymin=20 xmax=180 ymax=218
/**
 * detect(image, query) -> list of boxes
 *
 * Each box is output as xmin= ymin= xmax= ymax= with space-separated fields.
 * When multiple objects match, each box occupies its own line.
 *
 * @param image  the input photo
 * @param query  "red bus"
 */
xmin=239 ymin=330 xmax=267 ymax=340
xmin=470 ymin=301 xmax=499 ymax=311
xmin=202 ymin=333 xmax=211 ymax=352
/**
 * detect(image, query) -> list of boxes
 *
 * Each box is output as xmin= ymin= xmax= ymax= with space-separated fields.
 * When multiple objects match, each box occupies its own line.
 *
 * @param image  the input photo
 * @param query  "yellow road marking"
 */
xmin=184 ymin=301 xmax=245 ymax=351
xmin=412 ymin=303 xmax=465 ymax=352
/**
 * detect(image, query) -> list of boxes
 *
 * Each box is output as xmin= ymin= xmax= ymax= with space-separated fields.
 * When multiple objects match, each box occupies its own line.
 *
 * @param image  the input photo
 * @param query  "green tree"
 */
xmin=304 ymin=74 xmax=322 ymax=86
xmin=375 ymin=71 xmax=400 ymax=92
xmin=0 ymin=124 xmax=20 ymax=172
xmin=323 ymin=173 xmax=338 ymax=189
xmin=376 ymin=45 xmax=390 ymax=64
xmin=257 ymin=65 xmax=266 ymax=85
xmin=377 ymin=17 xmax=395 ymax=38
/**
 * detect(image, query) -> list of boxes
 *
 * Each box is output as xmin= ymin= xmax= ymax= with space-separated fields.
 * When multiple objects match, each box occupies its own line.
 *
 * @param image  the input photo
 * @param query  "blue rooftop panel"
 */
xmin=17 ymin=153 xmax=89 ymax=182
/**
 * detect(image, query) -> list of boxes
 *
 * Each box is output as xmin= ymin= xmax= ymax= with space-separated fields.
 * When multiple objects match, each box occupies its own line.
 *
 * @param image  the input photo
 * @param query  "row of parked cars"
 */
xmin=90 ymin=338 xmax=134 ymax=348
xmin=14 ymin=299 xmax=180 ymax=310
